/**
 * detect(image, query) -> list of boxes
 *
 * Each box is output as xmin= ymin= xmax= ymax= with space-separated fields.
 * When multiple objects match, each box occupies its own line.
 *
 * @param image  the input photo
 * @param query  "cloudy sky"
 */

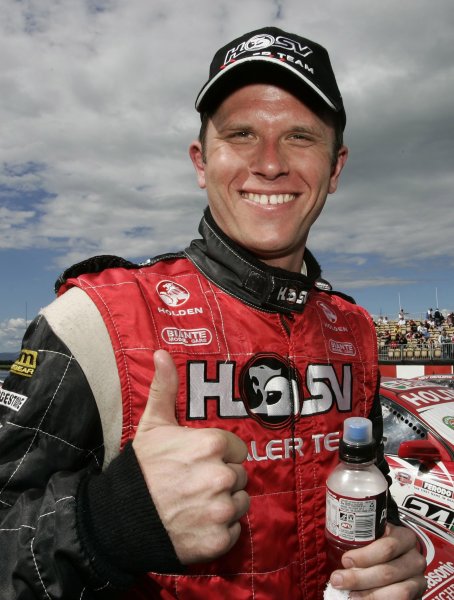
xmin=1 ymin=0 xmax=453 ymax=353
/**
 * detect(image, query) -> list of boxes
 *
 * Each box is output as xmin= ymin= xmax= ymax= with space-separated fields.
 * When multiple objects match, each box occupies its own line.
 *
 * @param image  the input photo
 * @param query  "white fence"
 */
xmin=378 ymin=342 xmax=454 ymax=362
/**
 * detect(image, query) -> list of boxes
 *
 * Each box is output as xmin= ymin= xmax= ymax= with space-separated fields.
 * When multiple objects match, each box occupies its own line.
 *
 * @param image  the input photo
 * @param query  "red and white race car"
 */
xmin=413 ymin=374 xmax=454 ymax=389
xmin=380 ymin=378 xmax=454 ymax=599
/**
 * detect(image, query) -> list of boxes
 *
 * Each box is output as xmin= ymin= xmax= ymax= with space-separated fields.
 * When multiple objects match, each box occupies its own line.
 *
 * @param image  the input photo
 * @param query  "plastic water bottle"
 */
xmin=325 ymin=417 xmax=388 ymax=573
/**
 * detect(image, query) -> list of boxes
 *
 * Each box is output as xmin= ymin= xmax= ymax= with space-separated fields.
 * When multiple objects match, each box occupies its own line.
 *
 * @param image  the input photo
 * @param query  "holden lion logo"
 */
xmin=239 ymin=353 xmax=301 ymax=429
xmin=317 ymin=301 xmax=337 ymax=323
xmin=156 ymin=280 xmax=190 ymax=307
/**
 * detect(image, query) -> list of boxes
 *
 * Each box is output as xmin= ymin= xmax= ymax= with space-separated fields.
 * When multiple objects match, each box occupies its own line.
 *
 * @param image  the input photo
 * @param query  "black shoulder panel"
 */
xmin=327 ymin=289 xmax=357 ymax=305
xmin=54 ymin=255 xmax=139 ymax=293
xmin=54 ymin=252 xmax=186 ymax=293
xmin=313 ymin=276 xmax=356 ymax=305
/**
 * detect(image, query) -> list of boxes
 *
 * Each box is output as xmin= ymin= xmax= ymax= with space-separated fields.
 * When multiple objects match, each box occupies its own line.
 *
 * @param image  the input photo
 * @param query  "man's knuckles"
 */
xmin=210 ymin=465 xmax=239 ymax=493
xmin=194 ymin=428 xmax=246 ymax=462
xmin=208 ymin=496 xmax=239 ymax=525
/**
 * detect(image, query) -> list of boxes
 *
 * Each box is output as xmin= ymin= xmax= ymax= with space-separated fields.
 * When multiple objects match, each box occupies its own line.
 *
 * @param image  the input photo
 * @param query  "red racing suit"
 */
xmin=57 ymin=209 xmax=383 ymax=600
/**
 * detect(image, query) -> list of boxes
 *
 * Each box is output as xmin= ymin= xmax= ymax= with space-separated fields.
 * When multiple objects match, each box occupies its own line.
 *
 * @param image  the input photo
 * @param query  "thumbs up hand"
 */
xmin=132 ymin=350 xmax=250 ymax=565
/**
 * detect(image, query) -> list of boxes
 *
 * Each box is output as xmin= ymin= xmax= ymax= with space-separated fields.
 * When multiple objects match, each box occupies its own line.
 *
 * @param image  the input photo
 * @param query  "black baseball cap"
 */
xmin=195 ymin=26 xmax=346 ymax=130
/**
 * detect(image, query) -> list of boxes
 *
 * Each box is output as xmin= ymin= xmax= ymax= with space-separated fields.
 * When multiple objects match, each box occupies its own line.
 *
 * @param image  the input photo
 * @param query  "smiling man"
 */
xmin=190 ymin=83 xmax=347 ymax=271
xmin=0 ymin=27 xmax=426 ymax=600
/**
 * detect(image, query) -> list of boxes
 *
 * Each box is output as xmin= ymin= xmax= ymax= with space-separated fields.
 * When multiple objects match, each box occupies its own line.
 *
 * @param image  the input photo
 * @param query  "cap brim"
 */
xmin=196 ymin=55 xmax=341 ymax=116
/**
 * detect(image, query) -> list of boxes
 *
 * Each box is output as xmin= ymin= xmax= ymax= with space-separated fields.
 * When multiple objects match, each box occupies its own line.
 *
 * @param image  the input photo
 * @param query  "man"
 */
xmin=0 ymin=27 xmax=426 ymax=599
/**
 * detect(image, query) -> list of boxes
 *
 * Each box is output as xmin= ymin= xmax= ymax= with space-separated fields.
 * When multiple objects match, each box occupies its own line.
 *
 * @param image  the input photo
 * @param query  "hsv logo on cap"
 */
xmin=195 ymin=26 xmax=346 ymax=129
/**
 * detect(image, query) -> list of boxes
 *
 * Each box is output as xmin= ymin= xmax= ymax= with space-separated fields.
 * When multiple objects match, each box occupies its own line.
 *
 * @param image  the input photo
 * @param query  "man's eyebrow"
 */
xmin=288 ymin=125 xmax=320 ymax=135
xmin=215 ymin=120 xmax=252 ymax=130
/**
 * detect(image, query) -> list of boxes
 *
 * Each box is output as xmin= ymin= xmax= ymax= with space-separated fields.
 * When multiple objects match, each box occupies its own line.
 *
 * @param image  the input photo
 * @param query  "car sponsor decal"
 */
xmin=0 ymin=388 xmax=28 ymax=412
xmin=10 ymin=349 xmax=38 ymax=378
xmin=398 ymin=389 xmax=454 ymax=408
xmin=395 ymin=470 xmax=413 ymax=486
xmin=420 ymin=480 xmax=453 ymax=502
xmin=425 ymin=561 xmax=454 ymax=598
xmin=381 ymin=379 xmax=422 ymax=391
xmin=443 ymin=416 xmax=454 ymax=431
xmin=416 ymin=403 xmax=454 ymax=445
xmin=403 ymin=496 xmax=454 ymax=529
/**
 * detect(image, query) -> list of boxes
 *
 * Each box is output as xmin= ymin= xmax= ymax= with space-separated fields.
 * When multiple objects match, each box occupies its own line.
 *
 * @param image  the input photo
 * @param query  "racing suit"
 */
xmin=0 ymin=208 xmax=398 ymax=599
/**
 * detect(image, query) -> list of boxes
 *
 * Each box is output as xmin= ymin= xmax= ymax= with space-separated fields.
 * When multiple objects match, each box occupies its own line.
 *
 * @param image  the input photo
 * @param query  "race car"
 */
xmin=380 ymin=378 xmax=454 ymax=599
xmin=413 ymin=374 xmax=454 ymax=389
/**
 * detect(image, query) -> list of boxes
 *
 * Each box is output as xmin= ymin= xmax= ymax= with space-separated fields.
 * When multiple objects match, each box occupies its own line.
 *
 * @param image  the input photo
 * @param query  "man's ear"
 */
xmin=328 ymin=145 xmax=348 ymax=194
xmin=189 ymin=141 xmax=206 ymax=189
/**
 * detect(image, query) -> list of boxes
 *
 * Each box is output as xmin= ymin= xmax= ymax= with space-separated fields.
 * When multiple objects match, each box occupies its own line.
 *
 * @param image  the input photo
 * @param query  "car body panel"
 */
xmin=380 ymin=378 xmax=454 ymax=599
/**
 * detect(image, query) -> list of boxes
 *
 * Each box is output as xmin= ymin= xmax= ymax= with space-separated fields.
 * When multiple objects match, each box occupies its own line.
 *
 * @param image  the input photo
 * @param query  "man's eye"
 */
xmin=290 ymin=133 xmax=310 ymax=141
xmin=229 ymin=131 xmax=253 ymax=140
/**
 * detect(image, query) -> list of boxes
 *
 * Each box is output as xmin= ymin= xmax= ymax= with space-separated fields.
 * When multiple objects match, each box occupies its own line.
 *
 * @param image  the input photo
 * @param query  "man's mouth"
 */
xmin=241 ymin=192 xmax=296 ymax=205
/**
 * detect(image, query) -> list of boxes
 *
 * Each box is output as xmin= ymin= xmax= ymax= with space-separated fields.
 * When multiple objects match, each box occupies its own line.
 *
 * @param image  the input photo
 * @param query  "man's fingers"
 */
xmin=333 ymin=551 xmax=427 ymax=598
xmin=331 ymin=523 xmax=427 ymax=598
xmin=139 ymin=349 xmax=179 ymax=430
xmin=221 ymin=430 xmax=249 ymax=464
xmin=226 ymin=463 xmax=248 ymax=492
xmin=342 ymin=523 xmax=417 ymax=568
xmin=231 ymin=489 xmax=250 ymax=522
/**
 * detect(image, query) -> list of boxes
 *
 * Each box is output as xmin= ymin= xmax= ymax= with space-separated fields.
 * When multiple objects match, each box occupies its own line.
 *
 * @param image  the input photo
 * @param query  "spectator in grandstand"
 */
xmin=447 ymin=312 xmax=454 ymax=327
xmin=382 ymin=315 xmax=389 ymax=325
xmin=434 ymin=309 xmax=445 ymax=329
xmin=413 ymin=330 xmax=424 ymax=345
xmin=398 ymin=309 xmax=406 ymax=326
xmin=417 ymin=322 xmax=430 ymax=340
xmin=426 ymin=310 xmax=435 ymax=328
xmin=381 ymin=330 xmax=392 ymax=346
xmin=408 ymin=319 xmax=417 ymax=334
xmin=396 ymin=332 xmax=407 ymax=347
xmin=438 ymin=330 xmax=452 ymax=359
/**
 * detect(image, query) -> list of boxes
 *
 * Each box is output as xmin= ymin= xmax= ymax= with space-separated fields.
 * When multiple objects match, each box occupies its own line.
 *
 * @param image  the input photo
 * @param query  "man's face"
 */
xmin=190 ymin=83 xmax=348 ymax=272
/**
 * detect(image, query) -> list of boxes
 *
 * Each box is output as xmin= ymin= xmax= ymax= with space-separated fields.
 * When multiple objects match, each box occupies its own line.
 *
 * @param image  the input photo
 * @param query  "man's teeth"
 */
xmin=242 ymin=193 xmax=295 ymax=205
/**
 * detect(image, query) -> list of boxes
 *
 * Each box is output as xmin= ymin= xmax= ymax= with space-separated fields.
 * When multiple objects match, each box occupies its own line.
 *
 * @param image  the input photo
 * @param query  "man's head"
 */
xmin=196 ymin=26 xmax=346 ymax=158
xmin=189 ymin=27 xmax=348 ymax=272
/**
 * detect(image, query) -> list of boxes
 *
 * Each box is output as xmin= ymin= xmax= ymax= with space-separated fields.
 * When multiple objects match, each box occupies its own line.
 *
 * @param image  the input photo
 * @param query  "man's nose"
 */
xmin=250 ymin=139 xmax=289 ymax=179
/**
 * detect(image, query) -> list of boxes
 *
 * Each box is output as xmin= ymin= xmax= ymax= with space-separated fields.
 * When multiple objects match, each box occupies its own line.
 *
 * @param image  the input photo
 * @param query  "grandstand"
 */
xmin=375 ymin=318 xmax=454 ymax=363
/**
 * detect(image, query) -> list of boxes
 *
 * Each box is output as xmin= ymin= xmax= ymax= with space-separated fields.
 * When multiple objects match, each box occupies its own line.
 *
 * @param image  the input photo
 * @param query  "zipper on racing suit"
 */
xmin=279 ymin=312 xmax=300 ymax=459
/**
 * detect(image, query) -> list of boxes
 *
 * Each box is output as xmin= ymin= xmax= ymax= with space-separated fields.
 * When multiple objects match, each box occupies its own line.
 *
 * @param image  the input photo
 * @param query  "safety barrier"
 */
xmin=378 ymin=342 xmax=454 ymax=362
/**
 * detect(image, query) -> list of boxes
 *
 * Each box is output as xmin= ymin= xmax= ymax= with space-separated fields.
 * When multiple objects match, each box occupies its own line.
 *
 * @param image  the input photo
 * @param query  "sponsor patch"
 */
xmin=329 ymin=339 xmax=356 ymax=357
xmin=10 ymin=349 xmax=38 ymax=378
xmin=275 ymin=285 xmax=308 ymax=306
xmin=0 ymin=388 xmax=28 ymax=412
xmin=156 ymin=280 xmax=190 ymax=307
xmin=239 ymin=353 xmax=301 ymax=430
xmin=317 ymin=301 xmax=337 ymax=323
xmin=161 ymin=327 xmax=212 ymax=346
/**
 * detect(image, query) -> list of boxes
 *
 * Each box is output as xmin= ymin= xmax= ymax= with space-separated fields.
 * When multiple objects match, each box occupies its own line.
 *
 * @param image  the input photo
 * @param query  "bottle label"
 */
xmin=325 ymin=488 xmax=387 ymax=544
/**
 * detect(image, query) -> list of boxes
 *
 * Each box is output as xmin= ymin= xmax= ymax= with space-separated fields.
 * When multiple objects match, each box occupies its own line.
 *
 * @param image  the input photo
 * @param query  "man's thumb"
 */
xmin=138 ymin=349 xmax=179 ymax=430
